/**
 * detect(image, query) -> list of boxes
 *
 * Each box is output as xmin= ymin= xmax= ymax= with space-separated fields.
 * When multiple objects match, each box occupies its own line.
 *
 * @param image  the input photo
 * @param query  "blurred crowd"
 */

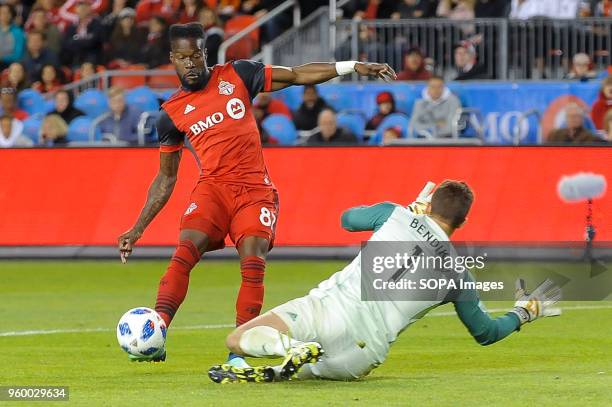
xmin=342 ymin=1 xmax=610 ymax=21
xmin=254 ymin=73 xmax=611 ymax=146
xmin=0 ymin=0 xmax=331 ymax=87
xmin=337 ymin=0 xmax=612 ymax=81
xmin=0 ymin=0 xmax=611 ymax=147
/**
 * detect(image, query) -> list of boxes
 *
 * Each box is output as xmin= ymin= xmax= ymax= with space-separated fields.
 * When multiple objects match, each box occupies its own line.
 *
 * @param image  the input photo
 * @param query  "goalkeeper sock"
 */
xmin=155 ymin=240 xmax=201 ymax=326
xmin=235 ymin=256 xmax=266 ymax=326
xmin=238 ymin=326 xmax=301 ymax=357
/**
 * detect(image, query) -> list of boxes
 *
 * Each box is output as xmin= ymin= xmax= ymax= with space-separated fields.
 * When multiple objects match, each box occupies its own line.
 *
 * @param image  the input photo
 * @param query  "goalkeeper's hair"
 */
xmin=169 ymin=22 xmax=207 ymax=43
xmin=430 ymin=180 xmax=474 ymax=228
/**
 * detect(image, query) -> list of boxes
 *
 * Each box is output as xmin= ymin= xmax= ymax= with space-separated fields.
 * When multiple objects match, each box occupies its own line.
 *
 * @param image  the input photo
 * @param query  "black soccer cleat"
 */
xmin=208 ymin=364 xmax=274 ymax=384
xmin=128 ymin=349 xmax=166 ymax=362
xmin=279 ymin=342 xmax=324 ymax=380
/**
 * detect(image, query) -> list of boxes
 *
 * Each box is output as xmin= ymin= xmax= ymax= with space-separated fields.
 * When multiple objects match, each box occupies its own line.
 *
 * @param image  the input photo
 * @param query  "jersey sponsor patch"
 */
xmin=184 ymin=104 xmax=196 ymax=114
xmin=218 ymin=80 xmax=235 ymax=96
xmin=226 ymin=98 xmax=245 ymax=119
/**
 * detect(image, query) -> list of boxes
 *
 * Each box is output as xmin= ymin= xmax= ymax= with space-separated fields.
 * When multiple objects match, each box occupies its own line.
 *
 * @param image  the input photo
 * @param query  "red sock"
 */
xmin=155 ymin=240 xmax=201 ymax=327
xmin=235 ymin=256 xmax=266 ymax=326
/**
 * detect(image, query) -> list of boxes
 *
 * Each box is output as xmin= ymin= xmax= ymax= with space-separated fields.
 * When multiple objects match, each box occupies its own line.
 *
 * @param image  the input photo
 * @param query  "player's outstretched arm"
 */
xmin=269 ymin=61 xmax=396 ymax=91
xmin=341 ymin=202 xmax=397 ymax=232
xmin=118 ymin=151 xmax=181 ymax=263
xmin=453 ymin=273 xmax=562 ymax=345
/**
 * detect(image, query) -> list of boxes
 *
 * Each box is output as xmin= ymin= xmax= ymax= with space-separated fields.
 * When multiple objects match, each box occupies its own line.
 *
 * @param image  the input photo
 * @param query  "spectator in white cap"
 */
xmin=565 ymin=53 xmax=597 ymax=81
xmin=454 ymin=41 xmax=489 ymax=80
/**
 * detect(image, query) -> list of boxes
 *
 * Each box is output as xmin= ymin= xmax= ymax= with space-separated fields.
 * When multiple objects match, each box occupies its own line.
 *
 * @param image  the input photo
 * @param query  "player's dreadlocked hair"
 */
xmin=169 ymin=22 xmax=207 ymax=42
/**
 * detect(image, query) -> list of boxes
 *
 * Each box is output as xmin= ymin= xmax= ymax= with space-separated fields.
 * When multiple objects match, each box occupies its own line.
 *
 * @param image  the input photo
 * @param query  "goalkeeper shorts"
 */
xmin=270 ymin=293 xmax=389 ymax=380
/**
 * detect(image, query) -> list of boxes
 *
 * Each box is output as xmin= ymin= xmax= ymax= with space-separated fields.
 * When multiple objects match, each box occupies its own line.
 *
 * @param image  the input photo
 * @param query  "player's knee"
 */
xmin=238 ymin=236 xmax=270 ymax=258
xmin=179 ymin=230 xmax=209 ymax=254
xmin=225 ymin=330 xmax=243 ymax=354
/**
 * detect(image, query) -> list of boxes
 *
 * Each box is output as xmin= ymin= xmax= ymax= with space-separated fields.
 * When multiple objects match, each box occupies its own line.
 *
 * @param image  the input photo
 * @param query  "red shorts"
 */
xmin=180 ymin=182 xmax=279 ymax=251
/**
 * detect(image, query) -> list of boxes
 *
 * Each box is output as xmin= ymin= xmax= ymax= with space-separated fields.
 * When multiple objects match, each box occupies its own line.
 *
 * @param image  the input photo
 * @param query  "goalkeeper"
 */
xmin=208 ymin=180 xmax=562 ymax=383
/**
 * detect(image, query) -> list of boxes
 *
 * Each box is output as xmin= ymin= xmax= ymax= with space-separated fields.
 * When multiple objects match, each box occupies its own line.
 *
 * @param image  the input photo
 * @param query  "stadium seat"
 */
xmin=67 ymin=116 xmax=100 ymax=142
xmin=21 ymin=115 xmax=43 ymax=143
xmin=159 ymin=89 xmax=178 ymax=101
xmin=125 ymin=86 xmax=160 ymax=112
xmin=318 ymin=85 xmax=355 ymax=112
xmin=224 ymin=15 xmax=259 ymax=61
xmin=275 ymin=86 xmax=303 ymax=111
xmin=369 ymin=113 xmax=411 ymax=145
xmin=110 ymin=65 xmax=147 ymax=89
xmin=17 ymin=89 xmax=47 ymax=115
xmin=74 ymin=89 xmax=109 ymax=118
xmin=391 ymin=84 xmax=420 ymax=116
xmin=337 ymin=112 xmax=366 ymax=141
xmin=147 ymin=64 xmax=180 ymax=89
xmin=262 ymin=114 xmax=297 ymax=146
xmin=44 ymin=98 xmax=55 ymax=114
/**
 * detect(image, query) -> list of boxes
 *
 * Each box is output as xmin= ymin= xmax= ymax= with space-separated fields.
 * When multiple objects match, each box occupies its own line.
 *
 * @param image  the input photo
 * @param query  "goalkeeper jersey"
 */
xmin=308 ymin=202 xmax=521 ymax=347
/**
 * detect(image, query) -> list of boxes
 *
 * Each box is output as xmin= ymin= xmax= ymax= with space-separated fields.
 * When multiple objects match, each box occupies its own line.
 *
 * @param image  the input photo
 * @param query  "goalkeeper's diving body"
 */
xmin=208 ymin=180 xmax=562 ymax=383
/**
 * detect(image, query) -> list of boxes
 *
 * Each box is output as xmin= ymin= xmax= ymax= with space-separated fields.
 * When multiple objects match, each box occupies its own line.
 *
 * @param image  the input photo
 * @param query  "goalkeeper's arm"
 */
xmin=452 ymin=272 xmax=521 ymax=346
xmin=340 ymin=202 xmax=398 ymax=232
xmin=452 ymin=272 xmax=562 ymax=345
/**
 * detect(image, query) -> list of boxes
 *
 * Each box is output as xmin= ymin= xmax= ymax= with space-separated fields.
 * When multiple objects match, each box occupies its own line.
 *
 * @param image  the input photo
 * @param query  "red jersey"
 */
xmin=158 ymin=60 xmax=274 ymax=188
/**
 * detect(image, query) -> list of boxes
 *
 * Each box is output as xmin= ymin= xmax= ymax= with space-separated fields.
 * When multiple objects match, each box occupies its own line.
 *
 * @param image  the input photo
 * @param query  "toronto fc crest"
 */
xmin=218 ymin=80 xmax=235 ymax=96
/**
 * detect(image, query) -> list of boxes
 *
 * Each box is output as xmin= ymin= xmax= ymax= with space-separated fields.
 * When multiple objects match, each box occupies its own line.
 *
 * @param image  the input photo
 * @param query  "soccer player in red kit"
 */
xmin=117 ymin=23 xmax=396 ymax=363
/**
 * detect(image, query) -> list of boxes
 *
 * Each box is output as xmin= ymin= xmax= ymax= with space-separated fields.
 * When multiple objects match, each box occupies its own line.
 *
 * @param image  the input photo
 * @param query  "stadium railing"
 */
xmin=261 ymin=7 xmax=330 ymax=67
xmin=263 ymin=17 xmax=612 ymax=81
xmin=217 ymin=0 xmax=302 ymax=65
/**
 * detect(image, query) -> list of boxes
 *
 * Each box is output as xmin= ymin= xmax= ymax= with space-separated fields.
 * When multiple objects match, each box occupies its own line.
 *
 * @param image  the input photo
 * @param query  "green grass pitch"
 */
xmin=0 ymin=260 xmax=610 ymax=406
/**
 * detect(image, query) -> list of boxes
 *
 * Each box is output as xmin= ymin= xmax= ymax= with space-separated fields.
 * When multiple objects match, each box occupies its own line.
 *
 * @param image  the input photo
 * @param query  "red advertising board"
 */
xmin=0 ymin=147 xmax=609 ymax=246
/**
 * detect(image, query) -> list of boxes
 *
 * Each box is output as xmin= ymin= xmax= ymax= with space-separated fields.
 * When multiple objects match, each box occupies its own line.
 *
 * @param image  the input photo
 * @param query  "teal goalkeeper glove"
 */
xmin=510 ymin=279 xmax=562 ymax=325
xmin=407 ymin=181 xmax=436 ymax=215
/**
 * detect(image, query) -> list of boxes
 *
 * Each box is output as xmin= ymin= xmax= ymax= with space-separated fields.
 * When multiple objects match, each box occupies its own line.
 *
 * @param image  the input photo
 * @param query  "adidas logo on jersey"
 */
xmin=184 ymin=104 xmax=196 ymax=114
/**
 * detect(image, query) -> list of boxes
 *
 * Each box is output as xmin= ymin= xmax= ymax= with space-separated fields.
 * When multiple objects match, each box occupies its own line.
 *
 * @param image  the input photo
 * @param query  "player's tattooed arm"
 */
xmin=118 ymin=151 xmax=181 ymax=263
xmin=269 ymin=62 xmax=396 ymax=91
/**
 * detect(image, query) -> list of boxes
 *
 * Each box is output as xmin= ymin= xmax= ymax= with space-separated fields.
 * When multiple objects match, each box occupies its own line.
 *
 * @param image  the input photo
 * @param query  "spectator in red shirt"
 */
xmin=396 ymin=47 xmax=432 ymax=81
xmin=253 ymin=93 xmax=292 ymax=119
xmin=32 ymin=64 xmax=64 ymax=94
xmin=591 ymin=76 xmax=612 ymax=129
xmin=135 ymin=0 xmax=180 ymax=27
xmin=25 ymin=0 xmax=64 ymax=33
xmin=179 ymin=0 xmax=204 ymax=23
xmin=602 ymin=109 xmax=612 ymax=142
xmin=59 ymin=0 xmax=109 ymax=30
xmin=0 ymin=87 xmax=29 ymax=121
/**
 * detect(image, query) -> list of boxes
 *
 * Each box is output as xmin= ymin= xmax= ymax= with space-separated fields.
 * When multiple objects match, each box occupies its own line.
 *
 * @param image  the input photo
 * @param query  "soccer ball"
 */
xmin=116 ymin=307 xmax=167 ymax=357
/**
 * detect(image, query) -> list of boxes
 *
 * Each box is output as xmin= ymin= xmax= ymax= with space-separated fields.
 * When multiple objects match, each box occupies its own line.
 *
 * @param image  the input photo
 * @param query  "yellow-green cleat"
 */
xmin=279 ymin=342 xmax=324 ymax=380
xmin=208 ymin=364 xmax=274 ymax=384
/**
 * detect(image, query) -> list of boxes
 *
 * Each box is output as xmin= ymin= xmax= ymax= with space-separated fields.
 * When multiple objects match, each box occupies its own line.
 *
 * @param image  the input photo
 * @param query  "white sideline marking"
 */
xmin=0 ymin=324 xmax=233 ymax=337
xmin=1 ymin=305 xmax=611 ymax=338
